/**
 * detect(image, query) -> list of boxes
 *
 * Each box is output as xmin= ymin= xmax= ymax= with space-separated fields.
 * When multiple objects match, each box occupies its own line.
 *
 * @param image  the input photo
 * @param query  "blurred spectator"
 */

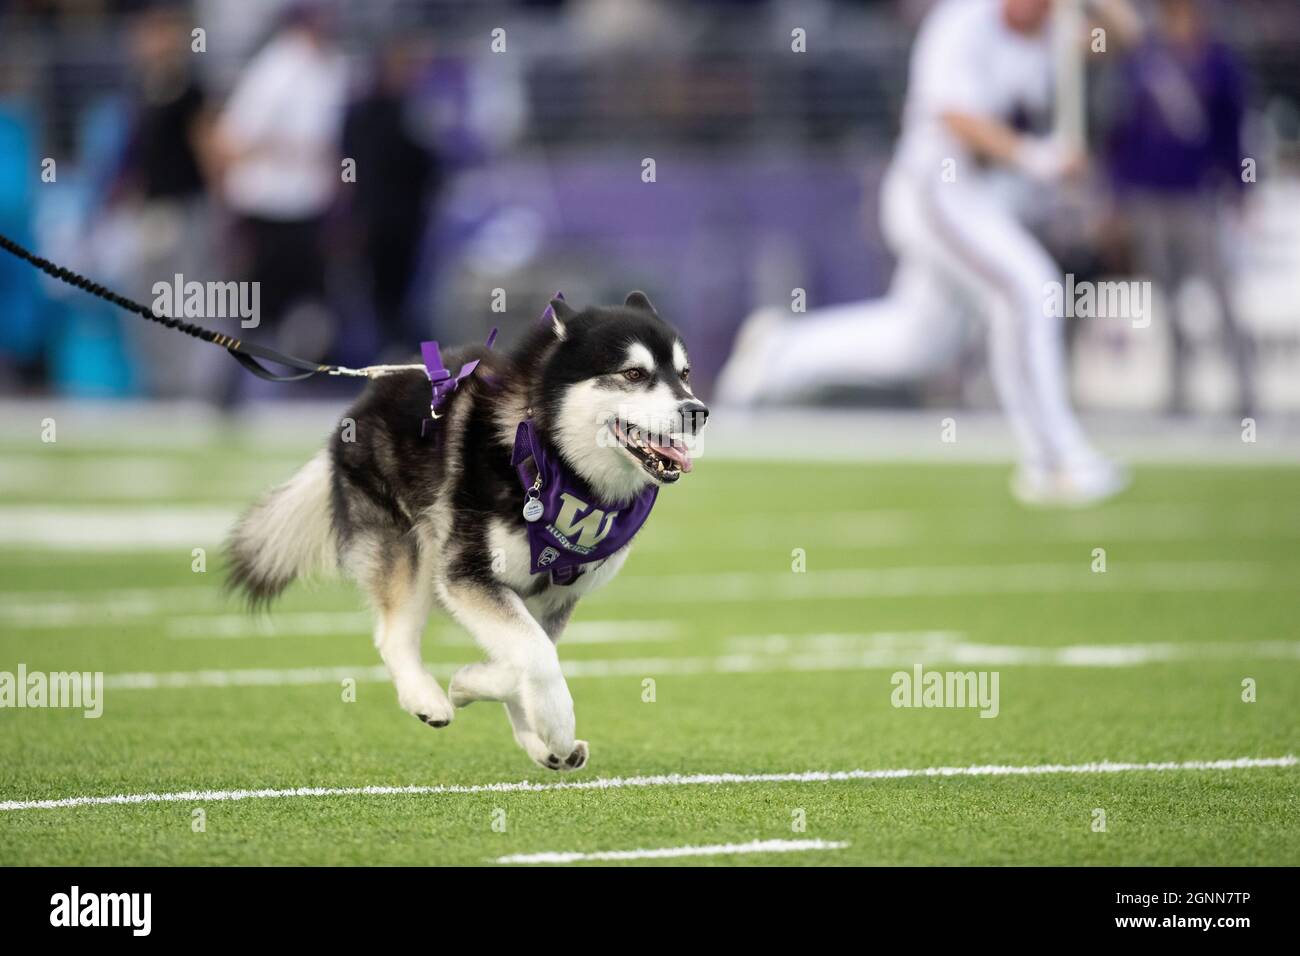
xmin=341 ymin=37 xmax=441 ymax=356
xmin=214 ymin=0 xmax=347 ymax=361
xmin=110 ymin=3 xmax=223 ymax=399
xmin=0 ymin=46 xmax=43 ymax=389
xmin=1105 ymin=0 xmax=1254 ymax=417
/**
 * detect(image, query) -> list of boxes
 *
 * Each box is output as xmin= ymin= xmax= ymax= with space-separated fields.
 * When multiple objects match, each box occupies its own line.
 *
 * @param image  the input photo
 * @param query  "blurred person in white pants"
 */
xmin=718 ymin=0 xmax=1137 ymax=506
xmin=213 ymin=2 xmax=347 ymax=371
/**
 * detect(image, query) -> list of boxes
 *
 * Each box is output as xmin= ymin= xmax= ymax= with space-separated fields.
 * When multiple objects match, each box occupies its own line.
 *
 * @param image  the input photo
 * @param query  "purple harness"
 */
xmin=512 ymin=419 xmax=658 ymax=585
xmin=419 ymin=328 xmax=498 ymax=441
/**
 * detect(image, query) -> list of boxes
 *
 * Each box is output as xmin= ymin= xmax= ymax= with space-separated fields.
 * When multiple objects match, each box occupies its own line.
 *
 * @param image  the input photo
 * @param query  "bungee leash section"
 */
xmin=0 ymin=232 xmax=340 ymax=383
xmin=0 ymin=232 xmax=494 ymax=423
xmin=0 ymin=231 xmax=454 ymax=385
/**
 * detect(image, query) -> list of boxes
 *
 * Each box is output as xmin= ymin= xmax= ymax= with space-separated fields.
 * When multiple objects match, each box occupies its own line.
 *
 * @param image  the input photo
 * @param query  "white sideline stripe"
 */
xmin=0 ymin=458 xmax=294 ymax=501
xmin=1 ymin=756 xmax=1292 ymax=813
xmin=96 ymin=639 xmax=1300 ymax=690
xmin=0 ymin=561 xmax=1289 ymax=628
xmin=1 ymin=500 xmax=1297 ymax=552
xmin=604 ymin=561 xmax=1287 ymax=603
xmin=163 ymin=613 xmax=681 ymax=644
xmin=4 ymin=402 xmax=1300 ymax=463
xmin=165 ymin=611 xmax=371 ymax=639
xmin=0 ymin=506 xmax=237 ymax=550
xmin=720 ymin=634 xmax=1300 ymax=667
xmin=692 ymin=504 xmax=1300 ymax=550
xmin=495 ymin=839 xmax=849 ymax=864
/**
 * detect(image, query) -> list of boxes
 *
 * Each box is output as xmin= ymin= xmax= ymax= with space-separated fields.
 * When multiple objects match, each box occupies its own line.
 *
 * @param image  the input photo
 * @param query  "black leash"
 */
xmin=0 ymin=232 xmax=338 ymax=382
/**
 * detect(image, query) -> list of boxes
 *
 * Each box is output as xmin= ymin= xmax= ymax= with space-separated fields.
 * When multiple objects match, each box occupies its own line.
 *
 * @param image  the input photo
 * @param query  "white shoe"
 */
xmin=1012 ymin=460 xmax=1130 ymax=508
xmin=714 ymin=307 xmax=784 ymax=406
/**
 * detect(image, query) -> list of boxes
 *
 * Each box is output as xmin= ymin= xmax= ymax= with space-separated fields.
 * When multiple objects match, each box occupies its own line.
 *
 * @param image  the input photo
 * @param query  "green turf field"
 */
xmin=1 ymin=430 xmax=1297 ymax=865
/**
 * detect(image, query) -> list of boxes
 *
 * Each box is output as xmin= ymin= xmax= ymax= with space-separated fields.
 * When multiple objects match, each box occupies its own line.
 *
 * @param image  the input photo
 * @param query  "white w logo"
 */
xmin=553 ymin=493 xmax=618 ymax=548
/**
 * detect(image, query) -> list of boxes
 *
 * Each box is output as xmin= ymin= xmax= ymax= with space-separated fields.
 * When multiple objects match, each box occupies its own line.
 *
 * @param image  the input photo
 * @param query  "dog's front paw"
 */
xmin=529 ymin=737 xmax=589 ymax=772
xmin=519 ymin=668 xmax=576 ymax=760
xmin=396 ymin=673 xmax=455 ymax=728
xmin=553 ymin=739 xmax=589 ymax=771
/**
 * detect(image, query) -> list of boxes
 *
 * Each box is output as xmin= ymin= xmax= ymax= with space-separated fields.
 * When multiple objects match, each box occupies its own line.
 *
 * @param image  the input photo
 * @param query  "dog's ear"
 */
xmin=624 ymin=291 xmax=657 ymax=316
xmin=548 ymin=298 xmax=576 ymax=339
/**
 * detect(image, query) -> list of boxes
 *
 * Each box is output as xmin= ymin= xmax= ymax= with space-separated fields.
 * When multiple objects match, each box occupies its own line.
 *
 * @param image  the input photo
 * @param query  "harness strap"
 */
xmin=419 ymin=328 xmax=499 ymax=440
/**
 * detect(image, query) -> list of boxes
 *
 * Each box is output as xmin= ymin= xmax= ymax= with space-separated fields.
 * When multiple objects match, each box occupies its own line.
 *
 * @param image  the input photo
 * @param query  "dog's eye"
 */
xmin=622 ymin=368 xmax=647 ymax=383
xmin=680 ymin=368 xmax=691 ymax=383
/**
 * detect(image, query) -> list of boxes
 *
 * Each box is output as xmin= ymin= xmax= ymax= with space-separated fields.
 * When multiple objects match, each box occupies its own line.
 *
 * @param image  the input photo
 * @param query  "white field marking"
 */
xmin=677 ymin=504 xmax=1300 ymax=551
xmin=163 ymin=612 xmax=680 ymax=644
xmin=7 ymin=402 xmax=1300 ymax=463
xmin=95 ymin=638 xmax=1300 ymax=691
xmin=4 ymin=502 xmax=1294 ymax=560
xmin=601 ymin=561 xmax=1288 ymax=603
xmin=0 ymin=457 xmax=300 ymax=502
xmin=0 ymin=588 xmax=221 ymax=629
xmin=1 ymin=755 xmax=1293 ymax=813
xmin=720 ymin=634 xmax=1300 ymax=668
xmin=495 ymin=839 xmax=849 ymax=864
xmin=0 ymin=506 xmax=237 ymax=550
xmin=3 ymin=496 xmax=1297 ymax=556
xmin=0 ymin=458 xmax=193 ymax=499
xmin=558 ymin=621 xmax=682 ymax=644
xmin=0 ymin=560 xmax=1286 ymax=631
xmin=165 ymin=611 xmax=372 ymax=639
xmin=103 ymin=664 xmax=390 ymax=690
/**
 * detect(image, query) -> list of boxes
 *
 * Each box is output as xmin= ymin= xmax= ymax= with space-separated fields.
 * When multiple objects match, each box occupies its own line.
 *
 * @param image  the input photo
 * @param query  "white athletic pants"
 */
xmin=765 ymin=167 xmax=1099 ymax=471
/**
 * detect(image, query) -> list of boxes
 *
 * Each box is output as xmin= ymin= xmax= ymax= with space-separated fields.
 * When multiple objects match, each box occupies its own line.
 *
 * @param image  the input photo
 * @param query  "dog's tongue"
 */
xmin=648 ymin=438 xmax=693 ymax=473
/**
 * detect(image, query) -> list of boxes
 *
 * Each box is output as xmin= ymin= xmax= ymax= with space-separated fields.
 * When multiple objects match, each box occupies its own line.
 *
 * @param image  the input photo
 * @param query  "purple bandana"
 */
xmin=512 ymin=418 xmax=658 ymax=585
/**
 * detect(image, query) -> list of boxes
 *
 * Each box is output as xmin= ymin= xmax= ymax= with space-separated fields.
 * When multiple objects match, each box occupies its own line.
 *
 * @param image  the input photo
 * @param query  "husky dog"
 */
xmin=226 ymin=293 xmax=707 ymax=771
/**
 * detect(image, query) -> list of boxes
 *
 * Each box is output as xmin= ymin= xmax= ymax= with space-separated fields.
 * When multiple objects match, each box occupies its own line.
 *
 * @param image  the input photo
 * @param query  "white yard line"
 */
xmin=604 ymin=561 xmax=1285 ymax=602
xmin=540 ymin=621 xmax=682 ymax=644
xmin=0 ymin=588 xmax=221 ymax=629
xmin=495 ymin=839 xmax=849 ymax=864
xmin=1 ymin=498 xmax=1297 ymax=554
xmin=721 ymin=633 xmax=1300 ymax=667
xmin=671 ymin=504 xmax=1300 ymax=551
xmin=5 ymin=403 xmax=1300 ymax=462
xmin=1 ymin=755 xmax=1292 ymax=813
xmin=94 ymin=638 xmax=1300 ymax=690
xmin=0 ymin=457 xmax=299 ymax=501
xmin=0 ymin=458 xmax=194 ymax=499
xmin=164 ymin=612 xmax=373 ymax=639
xmin=0 ymin=506 xmax=237 ymax=550
xmin=162 ymin=613 xmax=680 ymax=644
xmin=0 ymin=560 xmax=1288 ymax=630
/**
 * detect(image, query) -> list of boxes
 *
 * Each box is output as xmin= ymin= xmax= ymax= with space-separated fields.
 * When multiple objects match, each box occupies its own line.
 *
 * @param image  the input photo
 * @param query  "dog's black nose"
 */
xmin=679 ymin=400 xmax=709 ymax=435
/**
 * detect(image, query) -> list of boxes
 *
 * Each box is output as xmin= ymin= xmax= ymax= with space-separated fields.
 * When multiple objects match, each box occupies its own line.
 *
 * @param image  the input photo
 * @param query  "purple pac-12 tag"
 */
xmin=511 ymin=418 xmax=658 ymax=585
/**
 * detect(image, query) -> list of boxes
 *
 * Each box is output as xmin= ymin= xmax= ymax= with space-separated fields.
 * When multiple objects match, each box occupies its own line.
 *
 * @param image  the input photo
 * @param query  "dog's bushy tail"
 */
xmin=225 ymin=449 xmax=336 ymax=608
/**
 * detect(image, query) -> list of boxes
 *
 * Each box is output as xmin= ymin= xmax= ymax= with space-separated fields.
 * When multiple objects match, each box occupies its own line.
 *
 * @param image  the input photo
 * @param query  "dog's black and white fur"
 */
xmin=226 ymin=293 xmax=707 ymax=771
